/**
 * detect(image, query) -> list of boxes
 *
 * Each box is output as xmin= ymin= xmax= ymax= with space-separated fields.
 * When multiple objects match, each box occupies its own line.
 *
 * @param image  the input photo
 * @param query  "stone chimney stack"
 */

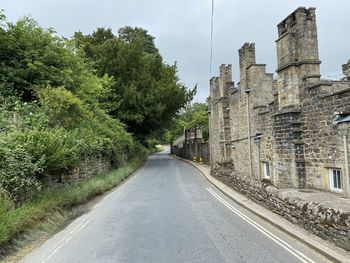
xmin=210 ymin=77 xmax=220 ymax=100
xmin=219 ymin=64 xmax=232 ymax=98
xmin=342 ymin=60 xmax=350 ymax=80
xmin=239 ymin=43 xmax=256 ymax=84
xmin=275 ymin=7 xmax=321 ymax=109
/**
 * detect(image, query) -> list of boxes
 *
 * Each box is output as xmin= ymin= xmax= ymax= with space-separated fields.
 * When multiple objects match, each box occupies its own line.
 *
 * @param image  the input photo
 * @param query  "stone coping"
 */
xmin=276 ymin=188 xmax=350 ymax=212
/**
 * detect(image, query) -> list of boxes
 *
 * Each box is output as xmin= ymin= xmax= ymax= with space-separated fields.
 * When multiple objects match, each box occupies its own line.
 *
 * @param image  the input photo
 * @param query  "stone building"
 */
xmin=171 ymin=126 xmax=210 ymax=164
xmin=209 ymin=7 xmax=350 ymax=195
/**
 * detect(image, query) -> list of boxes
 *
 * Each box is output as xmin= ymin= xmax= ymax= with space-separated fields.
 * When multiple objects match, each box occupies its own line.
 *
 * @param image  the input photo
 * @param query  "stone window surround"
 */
xmin=323 ymin=164 xmax=344 ymax=193
xmin=261 ymin=161 xmax=271 ymax=180
xmin=328 ymin=167 xmax=343 ymax=193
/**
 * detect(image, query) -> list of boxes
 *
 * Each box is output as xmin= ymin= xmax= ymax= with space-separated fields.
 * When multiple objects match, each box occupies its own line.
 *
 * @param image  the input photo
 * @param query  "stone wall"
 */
xmin=208 ymin=79 xmax=223 ymax=164
xmin=211 ymin=164 xmax=350 ymax=251
xmin=300 ymin=81 xmax=350 ymax=190
xmin=276 ymin=7 xmax=320 ymax=109
xmin=51 ymin=155 xmax=112 ymax=184
xmin=343 ymin=60 xmax=350 ymax=80
xmin=171 ymin=127 xmax=210 ymax=164
xmin=272 ymin=109 xmax=305 ymax=188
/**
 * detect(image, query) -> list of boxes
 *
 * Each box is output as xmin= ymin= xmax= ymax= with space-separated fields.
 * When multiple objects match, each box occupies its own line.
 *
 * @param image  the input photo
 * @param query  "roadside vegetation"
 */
xmin=0 ymin=156 xmax=146 ymax=250
xmin=0 ymin=10 xmax=193 ymax=253
xmin=163 ymin=102 xmax=209 ymax=142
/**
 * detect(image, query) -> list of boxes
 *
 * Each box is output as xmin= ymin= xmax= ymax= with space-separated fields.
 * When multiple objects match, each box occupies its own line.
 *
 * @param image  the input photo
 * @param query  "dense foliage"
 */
xmin=0 ymin=11 xmax=188 ymax=205
xmin=74 ymin=27 xmax=195 ymax=140
xmin=164 ymin=102 xmax=209 ymax=143
xmin=0 ymin=15 xmax=86 ymax=101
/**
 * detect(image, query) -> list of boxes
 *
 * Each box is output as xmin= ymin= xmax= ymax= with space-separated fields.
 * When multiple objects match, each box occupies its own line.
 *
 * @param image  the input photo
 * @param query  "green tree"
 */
xmin=74 ymin=27 xmax=195 ymax=140
xmin=118 ymin=26 xmax=158 ymax=54
xmin=0 ymin=13 xmax=142 ymax=204
xmin=164 ymin=102 xmax=209 ymax=142
xmin=0 ymin=13 xmax=87 ymax=101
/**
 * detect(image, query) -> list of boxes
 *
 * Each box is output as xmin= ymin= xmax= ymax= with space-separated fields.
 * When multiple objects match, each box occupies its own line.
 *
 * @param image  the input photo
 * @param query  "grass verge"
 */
xmin=0 ymin=155 xmax=147 ymax=258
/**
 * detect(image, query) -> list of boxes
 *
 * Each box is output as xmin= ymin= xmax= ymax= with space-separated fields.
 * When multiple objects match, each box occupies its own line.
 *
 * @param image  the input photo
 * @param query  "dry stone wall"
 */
xmin=211 ymin=164 xmax=350 ymax=251
xmin=48 ymin=155 xmax=113 ymax=184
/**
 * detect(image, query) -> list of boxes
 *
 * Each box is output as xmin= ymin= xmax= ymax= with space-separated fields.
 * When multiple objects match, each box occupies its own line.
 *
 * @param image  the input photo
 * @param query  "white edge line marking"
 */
xmin=93 ymin=193 xmax=114 ymax=209
xmin=42 ymin=220 xmax=89 ymax=262
xmin=207 ymin=187 xmax=316 ymax=263
xmin=72 ymin=220 xmax=89 ymax=236
xmin=41 ymin=218 xmax=85 ymax=259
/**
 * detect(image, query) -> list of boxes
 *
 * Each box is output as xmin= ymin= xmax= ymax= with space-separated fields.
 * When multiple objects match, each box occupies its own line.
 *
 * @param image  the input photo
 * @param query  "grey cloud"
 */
xmin=2 ymin=0 xmax=350 ymax=102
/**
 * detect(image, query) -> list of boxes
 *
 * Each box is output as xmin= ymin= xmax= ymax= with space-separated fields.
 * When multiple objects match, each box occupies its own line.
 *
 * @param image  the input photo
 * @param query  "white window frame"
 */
xmin=329 ymin=168 xmax=343 ymax=193
xmin=262 ymin=162 xmax=270 ymax=179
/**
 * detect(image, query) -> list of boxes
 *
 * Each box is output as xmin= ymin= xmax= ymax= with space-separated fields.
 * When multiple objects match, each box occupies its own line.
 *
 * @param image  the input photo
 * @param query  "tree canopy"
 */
xmin=74 ymin=27 xmax=195 ymax=140
xmin=164 ymin=102 xmax=209 ymax=143
xmin=0 ymin=10 xmax=195 ymax=141
xmin=0 ymin=15 xmax=87 ymax=101
xmin=0 ymin=11 xmax=198 ymax=203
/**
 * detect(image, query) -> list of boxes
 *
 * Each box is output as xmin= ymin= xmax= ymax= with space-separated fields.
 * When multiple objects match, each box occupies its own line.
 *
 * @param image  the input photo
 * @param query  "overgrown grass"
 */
xmin=0 ymin=155 xmax=147 ymax=251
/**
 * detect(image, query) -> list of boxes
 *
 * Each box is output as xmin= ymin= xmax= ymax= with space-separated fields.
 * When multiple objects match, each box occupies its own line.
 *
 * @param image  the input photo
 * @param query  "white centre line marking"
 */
xmin=207 ymin=187 xmax=316 ymax=263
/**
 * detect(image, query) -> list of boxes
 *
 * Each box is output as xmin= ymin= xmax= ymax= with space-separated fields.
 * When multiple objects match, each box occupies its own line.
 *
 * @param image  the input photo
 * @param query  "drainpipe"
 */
xmin=208 ymin=110 xmax=213 ymax=165
xmin=244 ymin=88 xmax=252 ymax=178
xmin=343 ymin=129 xmax=350 ymax=197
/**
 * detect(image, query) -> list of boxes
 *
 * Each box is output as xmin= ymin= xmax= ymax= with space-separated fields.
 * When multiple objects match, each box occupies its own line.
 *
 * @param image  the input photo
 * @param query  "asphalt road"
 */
xmin=22 ymin=147 xmax=329 ymax=263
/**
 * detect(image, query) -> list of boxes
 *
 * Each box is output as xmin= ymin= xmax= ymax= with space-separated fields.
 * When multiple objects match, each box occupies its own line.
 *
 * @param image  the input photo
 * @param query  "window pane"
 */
xmin=263 ymin=163 xmax=270 ymax=178
xmin=337 ymin=172 xmax=342 ymax=189
xmin=333 ymin=172 xmax=337 ymax=188
xmin=331 ymin=169 xmax=342 ymax=190
xmin=266 ymin=163 xmax=270 ymax=177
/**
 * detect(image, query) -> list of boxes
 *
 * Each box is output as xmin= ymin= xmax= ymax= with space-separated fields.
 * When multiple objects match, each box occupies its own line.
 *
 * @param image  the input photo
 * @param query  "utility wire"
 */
xmin=210 ymin=0 xmax=214 ymax=77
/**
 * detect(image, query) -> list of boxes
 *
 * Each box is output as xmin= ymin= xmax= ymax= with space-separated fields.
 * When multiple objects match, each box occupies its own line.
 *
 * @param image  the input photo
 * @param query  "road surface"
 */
xmin=23 ymin=147 xmax=329 ymax=263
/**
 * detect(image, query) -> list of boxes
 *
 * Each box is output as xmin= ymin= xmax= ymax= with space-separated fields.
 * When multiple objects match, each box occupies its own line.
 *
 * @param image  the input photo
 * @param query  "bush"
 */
xmin=0 ymin=144 xmax=43 ymax=203
xmin=0 ymin=188 xmax=13 ymax=215
xmin=38 ymin=87 xmax=89 ymax=129
xmin=8 ymin=128 xmax=82 ymax=180
xmin=145 ymin=138 xmax=160 ymax=149
xmin=128 ymin=140 xmax=149 ymax=160
xmin=37 ymin=87 xmax=135 ymax=166
xmin=0 ymin=13 xmax=153 ymax=207
xmin=0 ymin=157 xmax=146 ymax=249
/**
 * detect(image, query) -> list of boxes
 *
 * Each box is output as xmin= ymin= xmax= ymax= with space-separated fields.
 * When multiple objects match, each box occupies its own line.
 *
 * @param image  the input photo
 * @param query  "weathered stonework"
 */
xmin=69 ymin=155 xmax=112 ymax=181
xmin=171 ymin=126 xmax=210 ymax=164
xmin=211 ymin=164 xmax=350 ymax=251
xmin=343 ymin=60 xmax=350 ymax=81
xmin=47 ymin=155 xmax=113 ymax=184
xmin=209 ymin=65 xmax=233 ymax=163
xmin=276 ymin=7 xmax=321 ymax=109
xmin=209 ymin=6 xmax=350 ymax=192
xmin=208 ymin=5 xmax=350 ymax=250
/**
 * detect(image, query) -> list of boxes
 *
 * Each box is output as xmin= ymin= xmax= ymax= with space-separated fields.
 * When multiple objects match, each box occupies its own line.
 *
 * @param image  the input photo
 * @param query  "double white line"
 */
xmin=207 ymin=187 xmax=316 ymax=263
xmin=41 ymin=218 xmax=90 ymax=263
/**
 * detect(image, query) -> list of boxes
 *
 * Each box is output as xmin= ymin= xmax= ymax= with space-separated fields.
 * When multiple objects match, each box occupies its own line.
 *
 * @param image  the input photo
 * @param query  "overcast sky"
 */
xmin=2 ymin=0 xmax=350 ymax=102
